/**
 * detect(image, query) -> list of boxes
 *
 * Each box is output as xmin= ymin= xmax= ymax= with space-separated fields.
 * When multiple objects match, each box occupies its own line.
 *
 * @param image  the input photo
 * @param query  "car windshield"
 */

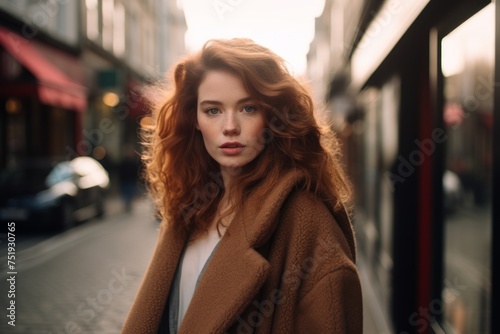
xmin=46 ymin=162 xmax=74 ymax=187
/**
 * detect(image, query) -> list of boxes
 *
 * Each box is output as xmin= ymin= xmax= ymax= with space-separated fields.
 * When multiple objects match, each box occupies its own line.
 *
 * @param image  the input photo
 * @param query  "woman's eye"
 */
xmin=242 ymin=105 xmax=256 ymax=113
xmin=206 ymin=108 xmax=219 ymax=115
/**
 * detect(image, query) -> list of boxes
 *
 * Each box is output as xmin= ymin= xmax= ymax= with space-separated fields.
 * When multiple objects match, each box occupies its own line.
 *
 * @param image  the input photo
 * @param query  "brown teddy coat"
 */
xmin=122 ymin=170 xmax=362 ymax=333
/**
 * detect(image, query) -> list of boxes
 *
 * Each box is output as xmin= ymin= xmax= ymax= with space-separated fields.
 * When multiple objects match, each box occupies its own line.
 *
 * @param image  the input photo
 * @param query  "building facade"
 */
xmin=0 ymin=0 xmax=85 ymax=167
xmin=0 ymin=0 xmax=186 ymax=172
xmin=308 ymin=1 xmax=498 ymax=333
xmin=79 ymin=0 xmax=186 ymax=168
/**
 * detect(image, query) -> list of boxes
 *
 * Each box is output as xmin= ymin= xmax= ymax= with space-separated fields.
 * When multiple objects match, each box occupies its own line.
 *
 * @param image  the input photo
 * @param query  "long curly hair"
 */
xmin=142 ymin=38 xmax=351 ymax=238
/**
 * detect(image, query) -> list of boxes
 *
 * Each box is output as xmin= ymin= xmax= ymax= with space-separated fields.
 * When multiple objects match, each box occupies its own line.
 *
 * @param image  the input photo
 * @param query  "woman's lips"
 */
xmin=220 ymin=142 xmax=245 ymax=155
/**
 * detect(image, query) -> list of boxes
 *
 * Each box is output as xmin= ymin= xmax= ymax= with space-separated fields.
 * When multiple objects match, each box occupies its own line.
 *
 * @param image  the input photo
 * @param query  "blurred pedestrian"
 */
xmin=122 ymin=38 xmax=362 ymax=333
xmin=118 ymin=146 xmax=139 ymax=212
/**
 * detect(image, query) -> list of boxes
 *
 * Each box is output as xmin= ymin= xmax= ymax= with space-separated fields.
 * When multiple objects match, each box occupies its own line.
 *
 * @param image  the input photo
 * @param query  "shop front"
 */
xmin=0 ymin=26 xmax=86 ymax=168
xmin=342 ymin=0 xmax=498 ymax=333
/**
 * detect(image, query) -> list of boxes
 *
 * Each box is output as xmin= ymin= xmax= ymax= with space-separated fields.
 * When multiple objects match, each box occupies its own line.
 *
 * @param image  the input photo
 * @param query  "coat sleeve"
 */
xmin=294 ymin=267 xmax=363 ymax=333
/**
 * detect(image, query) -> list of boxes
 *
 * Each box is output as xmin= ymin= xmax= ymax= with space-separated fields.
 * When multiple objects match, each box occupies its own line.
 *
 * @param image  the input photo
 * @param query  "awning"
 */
xmin=0 ymin=27 xmax=87 ymax=112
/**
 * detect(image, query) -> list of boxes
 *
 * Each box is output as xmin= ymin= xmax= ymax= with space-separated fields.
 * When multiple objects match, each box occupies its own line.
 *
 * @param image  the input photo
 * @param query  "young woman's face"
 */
xmin=196 ymin=70 xmax=266 ymax=173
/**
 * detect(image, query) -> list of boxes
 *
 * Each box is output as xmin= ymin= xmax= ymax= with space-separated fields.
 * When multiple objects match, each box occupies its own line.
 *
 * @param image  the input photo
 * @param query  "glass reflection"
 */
xmin=440 ymin=4 xmax=493 ymax=333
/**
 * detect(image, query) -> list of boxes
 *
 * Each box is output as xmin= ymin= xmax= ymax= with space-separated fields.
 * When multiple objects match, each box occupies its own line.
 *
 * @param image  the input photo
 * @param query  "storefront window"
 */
xmin=4 ymin=98 xmax=26 ymax=166
xmin=356 ymin=75 xmax=399 ymax=319
xmin=440 ymin=4 xmax=493 ymax=333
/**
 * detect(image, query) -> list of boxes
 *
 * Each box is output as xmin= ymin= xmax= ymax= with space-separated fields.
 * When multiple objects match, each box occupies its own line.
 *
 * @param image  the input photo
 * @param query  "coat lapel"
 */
xmin=178 ymin=208 xmax=271 ymax=333
xmin=178 ymin=170 xmax=305 ymax=333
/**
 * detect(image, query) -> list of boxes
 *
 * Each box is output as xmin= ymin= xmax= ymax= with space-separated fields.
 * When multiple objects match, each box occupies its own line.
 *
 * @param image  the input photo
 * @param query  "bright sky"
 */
xmin=179 ymin=0 xmax=325 ymax=76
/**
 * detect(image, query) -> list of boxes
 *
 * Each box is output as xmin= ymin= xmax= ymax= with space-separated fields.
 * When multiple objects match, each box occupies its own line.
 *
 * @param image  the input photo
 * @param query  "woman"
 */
xmin=122 ymin=38 xmax=362 ymax=333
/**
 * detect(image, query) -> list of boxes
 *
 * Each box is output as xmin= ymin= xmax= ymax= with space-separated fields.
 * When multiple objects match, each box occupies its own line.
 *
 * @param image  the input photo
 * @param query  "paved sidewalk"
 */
xmin=0 ymin=196 xmax=159 ymax=333
xmin=359 ymin=258 xmax=394 ymax=334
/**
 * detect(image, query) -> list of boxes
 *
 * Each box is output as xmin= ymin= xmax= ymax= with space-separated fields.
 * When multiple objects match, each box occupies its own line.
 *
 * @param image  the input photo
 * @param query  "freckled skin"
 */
xmin=196 ymin=71 xmax=266 ymax=174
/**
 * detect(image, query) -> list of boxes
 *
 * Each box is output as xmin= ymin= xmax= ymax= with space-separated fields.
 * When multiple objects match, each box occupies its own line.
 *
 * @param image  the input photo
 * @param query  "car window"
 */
xmin=46 ymin=162 xmax=74 ymax=187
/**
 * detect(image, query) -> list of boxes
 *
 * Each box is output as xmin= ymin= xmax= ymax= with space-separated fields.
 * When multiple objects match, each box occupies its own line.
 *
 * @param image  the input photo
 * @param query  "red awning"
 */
xmin=0 ymin=27 xmax=87 ymax=112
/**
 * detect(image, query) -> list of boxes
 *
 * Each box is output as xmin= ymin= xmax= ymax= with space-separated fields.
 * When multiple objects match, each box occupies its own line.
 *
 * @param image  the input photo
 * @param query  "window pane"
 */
xmin=102 ymin=0 xmax=114 ymax=51
xmin=113 ymin=2 xmax=125 ymax=57
xmin=440 ymin=4 xmax=493 ymax=333
xmin=86 ymin=0 xmax=99 ymax=40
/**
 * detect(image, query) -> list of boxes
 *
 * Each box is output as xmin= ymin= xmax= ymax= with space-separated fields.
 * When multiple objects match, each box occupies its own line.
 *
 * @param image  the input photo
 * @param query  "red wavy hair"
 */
xmin=142 ymin=38 xmax=351 ymax=238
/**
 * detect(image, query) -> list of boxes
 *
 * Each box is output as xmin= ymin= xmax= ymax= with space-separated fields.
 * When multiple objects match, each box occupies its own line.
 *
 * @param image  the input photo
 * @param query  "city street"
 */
xmin=0 ymin=196 xmax=159 ymax=334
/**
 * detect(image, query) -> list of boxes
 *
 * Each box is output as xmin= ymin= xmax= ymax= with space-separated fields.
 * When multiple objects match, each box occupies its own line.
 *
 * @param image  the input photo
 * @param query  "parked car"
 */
xmin=0 ymin=156 xmax=110 ymax=230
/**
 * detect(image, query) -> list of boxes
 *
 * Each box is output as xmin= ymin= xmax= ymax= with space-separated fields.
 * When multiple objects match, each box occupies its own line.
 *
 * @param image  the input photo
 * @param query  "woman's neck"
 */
xmin=220 ymin=166 xmax=241 ymax=193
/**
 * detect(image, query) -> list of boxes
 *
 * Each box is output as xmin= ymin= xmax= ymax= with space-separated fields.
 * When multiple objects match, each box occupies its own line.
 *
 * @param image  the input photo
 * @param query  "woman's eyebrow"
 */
xmin=198 ymin=97 xmax=255 ymax=107
xmin=236 ymin=97 xmax=255 ymax=104
xmin=199 ymin=100 xmax=223 ymax=107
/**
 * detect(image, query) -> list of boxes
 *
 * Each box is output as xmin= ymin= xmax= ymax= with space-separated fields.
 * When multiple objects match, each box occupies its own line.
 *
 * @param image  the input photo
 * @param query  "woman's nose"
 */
xmin=223 ymin=112 xmax=240 ymax=136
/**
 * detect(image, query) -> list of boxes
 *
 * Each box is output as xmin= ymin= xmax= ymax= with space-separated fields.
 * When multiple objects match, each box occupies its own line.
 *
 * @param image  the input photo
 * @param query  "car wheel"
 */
xmin=59 ymin=200 xmax=75 ymax=230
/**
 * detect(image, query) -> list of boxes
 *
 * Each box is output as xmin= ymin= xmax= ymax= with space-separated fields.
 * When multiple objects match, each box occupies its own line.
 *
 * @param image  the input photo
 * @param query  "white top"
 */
xmin=177 ymin=226 xmax=222 ymax=328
